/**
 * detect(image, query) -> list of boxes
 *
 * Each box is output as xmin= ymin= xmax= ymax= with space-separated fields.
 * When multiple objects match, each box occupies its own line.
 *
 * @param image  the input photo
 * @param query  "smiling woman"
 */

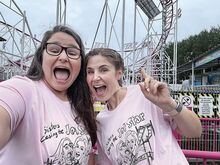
xmin=0 ymin=25 xmax=97 ymax=165
xmin=85 ymin=48 xmax=202 ymax=165
xmin=40 ymin=31 xmax=82 ymax=97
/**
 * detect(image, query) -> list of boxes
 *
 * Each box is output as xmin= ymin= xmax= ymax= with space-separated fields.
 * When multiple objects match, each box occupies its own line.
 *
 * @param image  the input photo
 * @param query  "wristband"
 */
xmin=166 ymin=101 xmax=183 ymax=117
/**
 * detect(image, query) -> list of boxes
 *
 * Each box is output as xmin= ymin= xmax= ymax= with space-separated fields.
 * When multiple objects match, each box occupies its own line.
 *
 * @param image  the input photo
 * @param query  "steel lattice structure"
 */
xmin=0 ymin=0 xmax=39 ymax=80
xmin=91 ymin=0 xmax=179 ymax=86
xmin=0 ymin=0 xmax=66 ymax=81
xmin=0 ymin=0 xmax=179 ymax=87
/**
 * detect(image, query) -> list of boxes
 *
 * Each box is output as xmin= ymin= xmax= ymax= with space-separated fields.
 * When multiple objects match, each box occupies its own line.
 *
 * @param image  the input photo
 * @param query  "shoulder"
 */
xmin=0 ymin=76 xmax=37 ymax=129
xmin=127 ymin=84 xmax=141 ymax=92
xmin=126 ymin=84 xmax=159 ymax=112
xmin=0 ymin=76 xmax=34 ymax=87
xmin=126 ymin=84 xmax=145 ymax=98
xmin=0 ymin=76 xmax=37 ymax=97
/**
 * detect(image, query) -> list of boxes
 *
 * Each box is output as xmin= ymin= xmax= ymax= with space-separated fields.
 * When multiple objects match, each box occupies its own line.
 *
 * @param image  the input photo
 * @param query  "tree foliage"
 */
xmin=165 ymin=26 xmax=220 ymax=66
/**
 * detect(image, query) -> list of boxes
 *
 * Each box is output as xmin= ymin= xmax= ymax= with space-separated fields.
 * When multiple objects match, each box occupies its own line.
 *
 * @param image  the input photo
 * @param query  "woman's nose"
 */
xmin=93 ymin=73 xmax=101 ymax=81
xmin=58 ymin=49 xmax=68 ymax=61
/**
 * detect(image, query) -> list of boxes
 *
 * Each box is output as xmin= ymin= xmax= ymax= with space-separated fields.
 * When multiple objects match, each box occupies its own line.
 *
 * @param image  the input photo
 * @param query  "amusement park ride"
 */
xmin=1 ymin=1 xmax=220 ymax=163
xmin=0 ymin=0 xmax=179 ymax=87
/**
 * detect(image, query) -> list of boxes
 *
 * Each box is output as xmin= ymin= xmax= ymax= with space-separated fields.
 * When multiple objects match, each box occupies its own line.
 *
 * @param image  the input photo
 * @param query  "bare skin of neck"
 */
xmin=107 ymin=87 xmax=127 ymax=111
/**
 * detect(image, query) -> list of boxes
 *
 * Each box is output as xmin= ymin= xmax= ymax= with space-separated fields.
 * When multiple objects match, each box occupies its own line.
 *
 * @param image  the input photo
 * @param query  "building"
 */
xmin=177 ymin=44 xmax=220 ymax=91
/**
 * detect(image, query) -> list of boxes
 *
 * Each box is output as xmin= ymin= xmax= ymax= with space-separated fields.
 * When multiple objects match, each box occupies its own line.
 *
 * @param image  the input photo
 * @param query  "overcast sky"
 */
xmin=1 ymin=0 xmax=220 ymax=49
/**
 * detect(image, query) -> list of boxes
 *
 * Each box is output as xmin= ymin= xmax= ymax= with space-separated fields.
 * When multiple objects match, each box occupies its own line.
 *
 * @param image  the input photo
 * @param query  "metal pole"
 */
xmin=104 ymin=0 xmax=108 ymax=47
xmin=121 ymin=0 xmax=125 ymax=59
xmin=21 ymin=10 xmax=26 ymax=71
xmin=132 ymin=2 xmax=137 ymax=84
xmin=56 ymin=0 xmax=60 ymax=25
xmin=173 ymin=0 xmax=178 ymax=86
xmin=64 ymin=0 xmax=66 ymax=25
xmin=192 ymin=61 xmax=194 ymax=91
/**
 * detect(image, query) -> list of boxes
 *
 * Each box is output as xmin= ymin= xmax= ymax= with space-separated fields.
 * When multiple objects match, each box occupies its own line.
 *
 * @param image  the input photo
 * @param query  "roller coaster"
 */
xmin=0 ymin=0 xmax=68 ymax=81
xmin=0 ymin=0 xmax=39 ymax=80
xmin=0 ymin=0 xmax=179 ymax=86
xmin=91 ymin=0 xmax=179 ymax=85
xmin=1 ymin=1 xmax=220 ymax=163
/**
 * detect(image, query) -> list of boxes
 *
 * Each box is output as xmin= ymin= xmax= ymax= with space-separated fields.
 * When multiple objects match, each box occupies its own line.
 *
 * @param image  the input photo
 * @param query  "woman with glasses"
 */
xmin=0 ymin=25 xmax=97 ymax=165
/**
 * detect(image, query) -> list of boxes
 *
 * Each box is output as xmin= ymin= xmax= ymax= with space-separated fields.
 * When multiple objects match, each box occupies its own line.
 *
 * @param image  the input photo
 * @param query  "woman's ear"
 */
xmin=116 ymin=69 xmax=123 ymax=80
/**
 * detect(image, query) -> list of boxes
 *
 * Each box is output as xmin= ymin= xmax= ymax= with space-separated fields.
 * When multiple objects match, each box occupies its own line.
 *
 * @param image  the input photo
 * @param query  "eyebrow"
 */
xmin=47 ymin=42 xmax=80 ymax=49
xmin=87 ymin=64 xmax=110 ymax=69
xmin=100 ymin=64 xmax=109 ymax=67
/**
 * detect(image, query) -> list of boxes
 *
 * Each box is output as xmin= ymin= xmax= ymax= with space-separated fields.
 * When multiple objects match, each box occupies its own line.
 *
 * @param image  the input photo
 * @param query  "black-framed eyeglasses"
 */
xmin=45 ymin=43 xmax=81 ymax=60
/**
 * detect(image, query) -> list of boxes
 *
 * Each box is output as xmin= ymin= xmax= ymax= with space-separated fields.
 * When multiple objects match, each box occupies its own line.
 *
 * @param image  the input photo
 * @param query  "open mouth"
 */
xmin=93 ymin=85 xmax=106 ymax=96
xmin=54 ymin=67 xmax=70 ymax=81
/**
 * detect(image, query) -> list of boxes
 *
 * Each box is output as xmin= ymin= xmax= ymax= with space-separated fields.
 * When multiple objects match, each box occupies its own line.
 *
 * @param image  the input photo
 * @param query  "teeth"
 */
xmin=93 ymin=85 xmax=103 ymax=88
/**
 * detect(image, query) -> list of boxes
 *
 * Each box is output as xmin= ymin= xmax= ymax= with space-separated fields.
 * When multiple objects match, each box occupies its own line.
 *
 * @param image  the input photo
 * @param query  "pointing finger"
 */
xmin=140 ymin=68 xmax=148 ymax=79
xmin=140 ymin=68 xmax=152 ymax=82
xmin=140 ymin=68 xmax=152 ymax=91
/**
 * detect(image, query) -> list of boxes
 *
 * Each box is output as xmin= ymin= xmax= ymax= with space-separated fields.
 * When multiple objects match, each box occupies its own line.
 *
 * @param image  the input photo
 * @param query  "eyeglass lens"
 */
xmin=46 ymin=43 xmax=80 ymax=59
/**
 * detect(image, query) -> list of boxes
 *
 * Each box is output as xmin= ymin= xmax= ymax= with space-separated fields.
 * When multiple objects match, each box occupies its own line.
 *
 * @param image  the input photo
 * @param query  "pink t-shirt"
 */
xmin=96 ymin=85 xmax=189 ymax=165
xmin=0 ymin=76 xmax=92 ymax=165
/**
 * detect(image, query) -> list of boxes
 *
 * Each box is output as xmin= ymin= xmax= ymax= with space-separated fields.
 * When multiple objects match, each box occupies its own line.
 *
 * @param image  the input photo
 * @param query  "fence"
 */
xmin=175 ymin=118 xmax=220 ymax=165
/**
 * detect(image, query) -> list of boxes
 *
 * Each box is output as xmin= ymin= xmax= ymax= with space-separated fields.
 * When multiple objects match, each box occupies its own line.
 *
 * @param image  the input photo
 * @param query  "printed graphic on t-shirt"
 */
xmin=105 ymin=112 xmax=155 ymax=165
xmin=41 ymin=123 xmax=91 ymax=165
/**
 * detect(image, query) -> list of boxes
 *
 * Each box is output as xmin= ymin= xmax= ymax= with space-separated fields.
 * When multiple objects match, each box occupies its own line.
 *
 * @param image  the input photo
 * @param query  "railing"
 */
xmin=175 ymin=118 xmax=220 ymax=165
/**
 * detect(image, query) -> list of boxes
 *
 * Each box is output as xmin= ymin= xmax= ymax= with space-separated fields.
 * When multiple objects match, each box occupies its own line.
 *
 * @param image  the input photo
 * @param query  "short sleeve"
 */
xmin=0 ymin=76 xmax=34 ymax=133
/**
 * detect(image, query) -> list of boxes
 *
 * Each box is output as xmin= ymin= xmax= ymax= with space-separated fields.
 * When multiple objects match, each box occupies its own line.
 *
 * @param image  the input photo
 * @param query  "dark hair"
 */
xmin=85 ymin=48 xmax=125 ymax=86
xmin=27 ymin=25 xmax=97 ymax=146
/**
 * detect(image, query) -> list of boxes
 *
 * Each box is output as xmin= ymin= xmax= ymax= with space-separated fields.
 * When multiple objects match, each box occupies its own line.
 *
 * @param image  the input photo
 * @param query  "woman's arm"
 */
xmin=171 ymin=104 xmax=202 ymax=138
xmin=88 ymin=154 xmax=96 ymax=165
xmin=161 ymin=98 xmax=202 ymax=137
xmin=139 ymin=68 xmax=202 ymax=138
xmin=0 ymin=106 xmax=11 ymax=149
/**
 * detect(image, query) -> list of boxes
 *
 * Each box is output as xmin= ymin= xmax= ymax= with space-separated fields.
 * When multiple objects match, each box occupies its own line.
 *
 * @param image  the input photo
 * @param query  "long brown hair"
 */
xmin=27 ymin=25 xmax=97 ymax=145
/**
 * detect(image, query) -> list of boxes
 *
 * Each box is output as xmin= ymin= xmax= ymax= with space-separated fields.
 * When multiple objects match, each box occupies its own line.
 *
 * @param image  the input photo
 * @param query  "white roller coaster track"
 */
xmin=0 ymin=0 xmax=67 ymax=81
xmin=0 ymin=0 xmax=40 ymax=80
xmin=0 ymin=0 xmax=179 ymax=87
xmin=133 ymin=0 xmax=177 ymax=84
xmin=91 ymin=0 xmax=178 ymax=85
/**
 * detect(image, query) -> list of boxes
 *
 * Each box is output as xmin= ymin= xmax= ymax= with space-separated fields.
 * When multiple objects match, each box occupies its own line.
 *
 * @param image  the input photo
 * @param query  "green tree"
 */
xmin=166 ymin=26 xmax=220 ymax=65
xmin=165 ymin=26 xmax=220 ymax=81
